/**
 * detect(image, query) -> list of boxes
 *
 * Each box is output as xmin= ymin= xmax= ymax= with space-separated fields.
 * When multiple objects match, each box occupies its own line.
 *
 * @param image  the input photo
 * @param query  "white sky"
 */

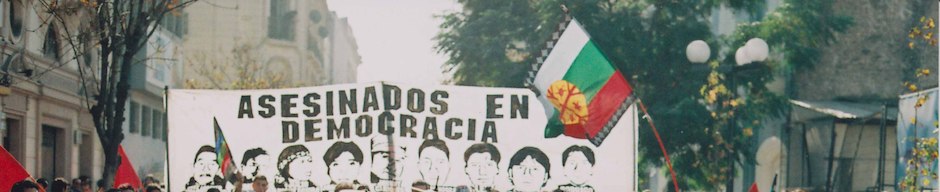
xmin=327 ymin=0 xmax=460 ymax=85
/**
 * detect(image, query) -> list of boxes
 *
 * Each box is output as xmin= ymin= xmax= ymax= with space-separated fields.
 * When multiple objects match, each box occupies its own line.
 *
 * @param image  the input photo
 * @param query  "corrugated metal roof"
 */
xmin=790 ymin=100 xmax=897 ymax=121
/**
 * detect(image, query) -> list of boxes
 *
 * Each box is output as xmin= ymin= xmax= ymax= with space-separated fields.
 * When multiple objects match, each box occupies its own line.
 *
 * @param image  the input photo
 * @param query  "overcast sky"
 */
xmin=327 ymin=0 xmax=460 ymax=85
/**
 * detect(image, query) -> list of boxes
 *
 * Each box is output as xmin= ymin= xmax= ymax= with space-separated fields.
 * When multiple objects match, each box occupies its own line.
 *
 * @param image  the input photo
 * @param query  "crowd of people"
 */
xmin=8 ymin=175 xmax=163 ymax=192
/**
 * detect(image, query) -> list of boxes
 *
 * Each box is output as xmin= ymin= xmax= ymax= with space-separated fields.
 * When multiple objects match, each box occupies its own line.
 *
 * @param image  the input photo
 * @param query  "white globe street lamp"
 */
xmin=735 ymin=47 xmax=751 ymax=66
xmin=686 ymin=40 xmax=710 ymax=63
xmin=745 ymin=38 xmax=769 ymax=62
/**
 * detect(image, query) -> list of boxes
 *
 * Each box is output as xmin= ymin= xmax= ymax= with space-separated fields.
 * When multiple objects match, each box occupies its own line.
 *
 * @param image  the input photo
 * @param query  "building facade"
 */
xmin=0 ymin=0 xmax=186 ymax=183
xmin=180 ymin=0 xmax=359 ymax=88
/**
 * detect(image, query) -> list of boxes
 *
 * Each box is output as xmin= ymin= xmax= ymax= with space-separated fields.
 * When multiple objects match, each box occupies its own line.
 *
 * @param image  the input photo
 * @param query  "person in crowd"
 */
xmin=78 ymin=176 xmax=92 ymax=192
xmin=507 ymin=147 xmax=550 ymax=192
xmin=274 ymin=144 xmax=318 ymax=191
xmin=418 ymin=140 xmax=451 ymax=190
xmin=10 ymin=179 xmax=41 ymax=192
xmin=557 ymin=145 xmax=596 ymax=192
xmin=95 ymin=179 xmax=106 ymax=192
xmin=324 ymin=141 xmax=365 ymax=186
xmin=50 ymin=178 xmax=70 ymax=192
xmin=184 ymin=145 xmax=226 ymax=191
xmin=410 ymin=181 xmax=430 ymax=192
xmin=143 ymin=175 xmax=159 ymax=188
xmin=114 ymin=184 xmax=134 ymax=192
xmin=70 ymin=178 xmax=82 ymax=192
xmin=463 ymin=143 xmax=500 ymax=192
xmin=144 ymin=185 xmax=162 ymax=192
xmin=252 ymin=175 xmax=269 ymax=192
xmin=35 ymin=178 xmax=49 ymax=190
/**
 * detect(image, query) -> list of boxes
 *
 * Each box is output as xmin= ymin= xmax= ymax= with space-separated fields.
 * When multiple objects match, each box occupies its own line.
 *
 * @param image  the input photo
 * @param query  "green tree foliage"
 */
xmin=436 ymin=0 xmax=851 ymax=190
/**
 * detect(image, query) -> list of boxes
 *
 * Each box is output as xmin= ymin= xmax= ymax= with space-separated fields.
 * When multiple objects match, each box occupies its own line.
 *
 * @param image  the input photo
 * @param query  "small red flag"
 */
xmin=114 ymin=145 xmax=142 ymax=190
xmin=748 ymin=182 xmax=760 ymax=192
xmin=0 ymin=145 xmax=30 ymax=192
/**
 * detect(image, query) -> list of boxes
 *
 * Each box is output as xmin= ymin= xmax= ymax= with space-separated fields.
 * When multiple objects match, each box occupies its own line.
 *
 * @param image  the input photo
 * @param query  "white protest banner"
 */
xmin=168 ymin=82 xmax=636 ymax=192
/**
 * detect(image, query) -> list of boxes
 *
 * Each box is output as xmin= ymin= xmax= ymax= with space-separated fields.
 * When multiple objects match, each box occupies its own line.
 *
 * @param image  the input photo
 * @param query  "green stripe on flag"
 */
xmin=545 ymin=112 xmax=565 ymax=138
xmin=561 ymin=41 xmax=616 ymax=102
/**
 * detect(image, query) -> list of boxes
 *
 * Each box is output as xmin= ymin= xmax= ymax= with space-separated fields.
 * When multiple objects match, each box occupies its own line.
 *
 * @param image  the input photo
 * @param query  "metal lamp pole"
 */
xmin=688 ymin=38 xmax=768 ymax=192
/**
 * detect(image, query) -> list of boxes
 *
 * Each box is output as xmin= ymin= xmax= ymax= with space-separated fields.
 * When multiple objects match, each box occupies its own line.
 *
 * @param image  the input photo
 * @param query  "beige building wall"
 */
xmin=0 ymin=0 xmax=104 ymax=180
xmin=181 ymin=0 xmax=334 ymax=87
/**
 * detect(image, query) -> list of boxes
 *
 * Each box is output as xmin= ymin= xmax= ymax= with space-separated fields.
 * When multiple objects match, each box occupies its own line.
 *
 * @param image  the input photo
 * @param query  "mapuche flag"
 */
xmin=532 ymin=19 xmax=635 ymax=146
xmin=213 ymin=118 xmax=237 ymax=181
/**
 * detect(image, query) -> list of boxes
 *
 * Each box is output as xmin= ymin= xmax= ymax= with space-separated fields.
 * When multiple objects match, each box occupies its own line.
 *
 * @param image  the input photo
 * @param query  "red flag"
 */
xmin=114 ymin=145 xmax=142 ymax=190
xmin=0 ymin=146 xmax=30 ymax=192
xmin=748 ymin=182 xmax=760 ymax=192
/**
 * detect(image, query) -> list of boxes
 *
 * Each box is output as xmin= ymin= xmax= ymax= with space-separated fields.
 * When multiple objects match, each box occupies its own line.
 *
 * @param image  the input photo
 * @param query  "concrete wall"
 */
xmin=795 ymin=0 xmax=939 ymax=101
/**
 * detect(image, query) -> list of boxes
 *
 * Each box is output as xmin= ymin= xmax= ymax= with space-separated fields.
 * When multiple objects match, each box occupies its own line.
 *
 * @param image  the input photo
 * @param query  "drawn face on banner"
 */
xmin=562 ymin=146 xmax=595 ymax=185
xmin=325 ymin=141 xmax=364 ymax=184
xmin=464 ymin=143 xmax=500 ymax=189
xmin=277 ymin=145 xmax=316 ymax=184
xmin=466 ymin=153 xmax=497 ymax=187
xmin=371 ymin=136 xmax=406 ymax=181
xmin=288 ymin=154 xmax=315 ymax=181
xmin=193 ymin=147 xmax=220 ymax=185
xmin=241 ymin=148 xmax=273 ymax=182
xmin=508 ymin=147 xmax=549 ymax=192
xmin=418 ymin=140 xmax=450 ymax=186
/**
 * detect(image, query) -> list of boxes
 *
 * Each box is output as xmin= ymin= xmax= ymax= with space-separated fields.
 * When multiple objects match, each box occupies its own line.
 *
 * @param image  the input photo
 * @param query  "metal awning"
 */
xmin=790 ymin=100 xmax=897 ymax=122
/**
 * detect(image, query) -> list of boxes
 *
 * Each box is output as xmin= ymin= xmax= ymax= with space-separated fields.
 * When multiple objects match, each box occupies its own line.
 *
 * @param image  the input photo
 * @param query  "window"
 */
xmin=42 ymin=25 xmax=61 ymax=60
xmin=162 ymin=112 xmax=168 ymax=141
xmin=152 ymin=111 xmax=162 ymax=139
xmin=268 ymin=0 xmax=295 ymax=40
xmin=142 ymin=106 xmax=151 ymax=137
xmin=130 ymin=102 xmax=139 ymax=133
xmin=8 ymin=0 xmax=23 ymax=38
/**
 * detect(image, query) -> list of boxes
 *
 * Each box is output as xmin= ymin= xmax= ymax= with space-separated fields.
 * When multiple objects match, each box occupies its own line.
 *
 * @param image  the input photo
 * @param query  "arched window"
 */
xmin=42 ymin=25 xmax=61 ymax=60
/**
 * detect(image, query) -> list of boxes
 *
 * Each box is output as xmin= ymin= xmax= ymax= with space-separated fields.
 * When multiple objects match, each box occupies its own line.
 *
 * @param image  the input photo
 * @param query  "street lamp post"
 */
xmin=687 ymin=38 xmax=768 ymax=192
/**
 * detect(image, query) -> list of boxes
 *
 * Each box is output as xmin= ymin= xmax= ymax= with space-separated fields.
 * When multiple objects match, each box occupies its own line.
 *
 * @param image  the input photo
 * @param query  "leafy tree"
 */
xmin=436 ymin=0 xmax=851 ymax=190
xmin=184 ymin=43 xmax=297 ymax=89
xmin=28 ymin=0 xmax=196 ymax=189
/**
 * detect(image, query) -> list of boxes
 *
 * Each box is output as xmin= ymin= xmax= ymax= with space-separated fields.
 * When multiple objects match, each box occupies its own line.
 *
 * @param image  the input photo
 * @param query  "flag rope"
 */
xmin=638 ymin=99 xmax=680 ymax=192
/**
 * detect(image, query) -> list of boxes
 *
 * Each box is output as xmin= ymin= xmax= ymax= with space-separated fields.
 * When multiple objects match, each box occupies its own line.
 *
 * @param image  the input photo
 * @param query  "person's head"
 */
xmin=10 ymin=179 xmax=41 ymax=192
xmin=463 ymin=143 xmax=500 ymax=188
xmin=115 ymin=184 xmax=133 ymax=192
xmin=370 ymin=136 xmax=407 ymax=182
xmin=95 ymin=179 xmax=105 ymax=192
xmin=277 ymin=144 xmax=315 ymax=181
xmin=562 ymin=145 xmax=595 ymax=185
xmin=251 ymin=175 xmax=269 ymax=192
xmin=52 ymin=178 xmax=70 ymax=192
xmin=418 ymin=139 xmax=450 ymax=185
xmin=508 ymin=147 xmax=550 ymax=192
xmin=144 ymin=185 xmax=161 ymax=192
xmin=334 ymin=182 xmax=354 ymax=191
xmin=142 ymin=175 xmax=157 ymax=186
xmin=324 ymin=141 xmax=364 ymax=184
xmin=78 ymin=176 xmax=92 ymax=192
xmin=192 ymin=145 xmax=220 ymax=185
xmin=241 ymin=148 xmax=271 ymax=182
xmin=411 ymin=181 xmax=430 ymax=192
xmin=36 ymin=178 xmax=49 ymax=189
xmin=71 ymin=178 xmax=82 ymax=190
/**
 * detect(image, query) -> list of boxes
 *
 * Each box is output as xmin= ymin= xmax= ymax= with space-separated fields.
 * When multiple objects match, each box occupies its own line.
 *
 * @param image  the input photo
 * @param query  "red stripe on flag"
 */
xmin=581 ymin=71 xmax=632 ymax=138
xmin=563 ymin=124 xmax=588 ymax=139
xmin=0 ymin=146 xmax=30 ymax=192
